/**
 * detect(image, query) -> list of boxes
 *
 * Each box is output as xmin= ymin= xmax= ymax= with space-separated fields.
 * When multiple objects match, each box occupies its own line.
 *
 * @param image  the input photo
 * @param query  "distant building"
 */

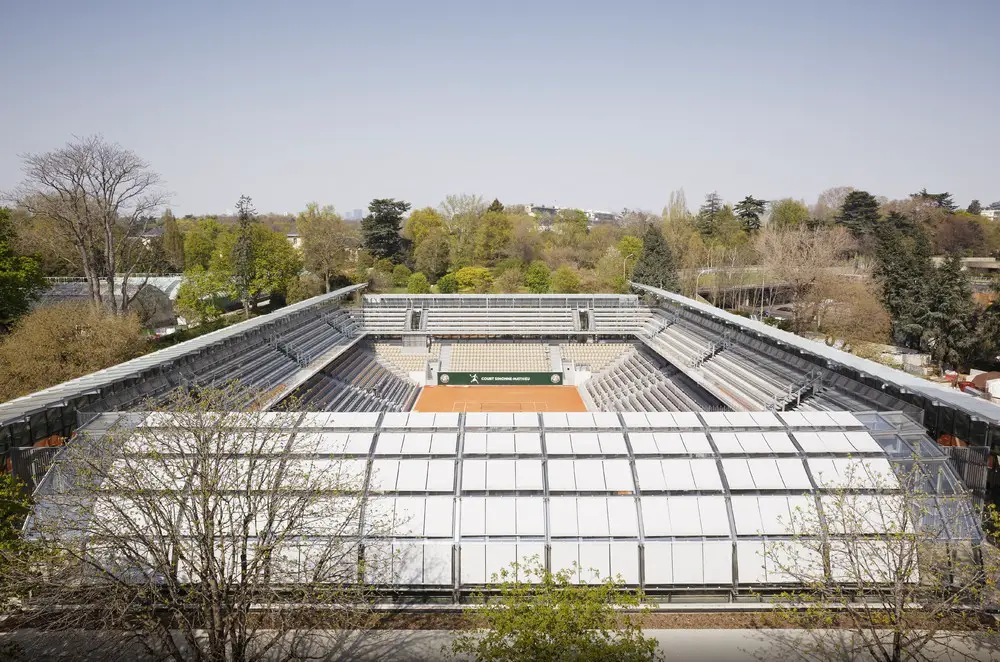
xmin=982 ymin=205 xmax=1000 ymax=221
xmin=344 ymin=209 xmax=364 ymax=222
xmin=527 ymin=204 xmax=620 ymax=228
xmin=286 ymin=232 xmax=303 ymax=250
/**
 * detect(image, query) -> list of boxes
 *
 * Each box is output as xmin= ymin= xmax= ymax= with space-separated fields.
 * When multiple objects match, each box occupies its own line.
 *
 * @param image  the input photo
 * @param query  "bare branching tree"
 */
xmin=754 ymin=461 xmax=999 ymax=662
xmin=8 ymin=135 xmax=168 ymax=313
xmin=13 ymin=384 xmax=391 ymax=661
xmin=755 ymin=226 xmax=856 ymax=333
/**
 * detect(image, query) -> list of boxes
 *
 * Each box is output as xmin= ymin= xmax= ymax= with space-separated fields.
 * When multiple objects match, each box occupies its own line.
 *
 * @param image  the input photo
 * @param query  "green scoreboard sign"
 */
xmin=437 ymin=372 xmax=563 ymax=386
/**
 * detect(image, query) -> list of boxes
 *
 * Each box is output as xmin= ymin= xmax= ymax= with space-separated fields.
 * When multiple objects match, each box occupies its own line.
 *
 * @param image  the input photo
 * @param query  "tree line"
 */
xmin=2 ymin=136 xmax=999 ymax=385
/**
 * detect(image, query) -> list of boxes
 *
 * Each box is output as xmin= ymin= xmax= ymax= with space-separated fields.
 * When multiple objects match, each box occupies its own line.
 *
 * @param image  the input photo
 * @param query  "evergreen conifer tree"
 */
xmin=631 ymin=225 xmax=678 ymax=291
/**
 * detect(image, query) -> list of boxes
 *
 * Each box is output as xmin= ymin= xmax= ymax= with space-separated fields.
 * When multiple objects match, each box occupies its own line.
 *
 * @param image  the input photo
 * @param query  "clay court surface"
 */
xmin=413 ymin=386 xmax=588 ymax=412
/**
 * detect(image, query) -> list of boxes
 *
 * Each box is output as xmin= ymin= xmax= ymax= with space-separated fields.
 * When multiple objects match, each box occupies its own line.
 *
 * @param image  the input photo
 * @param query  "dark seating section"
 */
xmin=643 ymin=308 xmax=898 ymax=412
xmin=86 ymin=305 xmax=359 ymax=412
xmin=584 ymin=347 xmax=723 ymax=412
xmin=287 ymin=344 xmax=420 ymax=412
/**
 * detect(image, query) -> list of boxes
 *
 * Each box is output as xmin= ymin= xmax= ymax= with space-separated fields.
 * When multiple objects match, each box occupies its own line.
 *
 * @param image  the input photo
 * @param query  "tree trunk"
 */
xmin=243 ymin=298 xmax=251 ymax=320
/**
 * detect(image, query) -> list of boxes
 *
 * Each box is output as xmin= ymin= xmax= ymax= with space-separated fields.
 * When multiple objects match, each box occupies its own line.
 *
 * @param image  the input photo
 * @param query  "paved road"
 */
xmin=3 ymin=628 xmax=999 ymax=661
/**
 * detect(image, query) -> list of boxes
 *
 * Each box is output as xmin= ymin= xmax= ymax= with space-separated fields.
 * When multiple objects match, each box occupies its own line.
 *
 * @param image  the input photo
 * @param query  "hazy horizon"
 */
xmin=2 ymin=0 xmax=998 ymax=216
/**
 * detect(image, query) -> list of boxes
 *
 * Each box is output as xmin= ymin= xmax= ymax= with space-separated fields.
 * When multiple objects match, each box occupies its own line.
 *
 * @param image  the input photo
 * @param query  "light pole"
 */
xmin=694 ymin=268 xmax=709 ymax=298
xmin=623 ymin=253 xmax=635 ymax=282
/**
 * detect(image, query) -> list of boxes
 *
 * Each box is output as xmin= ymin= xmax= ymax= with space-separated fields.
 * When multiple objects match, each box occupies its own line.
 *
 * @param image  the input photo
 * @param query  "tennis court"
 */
xmin=413 ymin=385 xmax=588 ymax=412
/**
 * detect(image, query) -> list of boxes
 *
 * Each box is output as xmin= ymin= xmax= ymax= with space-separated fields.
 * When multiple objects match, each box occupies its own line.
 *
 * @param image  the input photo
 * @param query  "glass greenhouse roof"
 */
xmin=30 ymin=409 xmax=981 ymax=596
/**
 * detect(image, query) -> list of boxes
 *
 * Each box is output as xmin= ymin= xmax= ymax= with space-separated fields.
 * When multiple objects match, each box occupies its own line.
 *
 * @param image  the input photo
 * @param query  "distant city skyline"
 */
xmin=1 ymin=1 xmax=998 ymax=216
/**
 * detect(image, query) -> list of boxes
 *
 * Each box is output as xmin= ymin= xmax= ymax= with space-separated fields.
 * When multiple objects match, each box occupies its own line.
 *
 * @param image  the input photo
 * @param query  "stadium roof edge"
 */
xmin=0 ymin=283 xmax=366 ymax=425
xmin=632 ymin=281 xmax=1000 ymax=424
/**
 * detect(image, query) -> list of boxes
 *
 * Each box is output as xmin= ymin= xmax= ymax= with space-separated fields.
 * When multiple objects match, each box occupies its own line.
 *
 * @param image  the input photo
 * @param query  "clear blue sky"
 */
xmin=1 ymin=0 xmax=997 ymax=216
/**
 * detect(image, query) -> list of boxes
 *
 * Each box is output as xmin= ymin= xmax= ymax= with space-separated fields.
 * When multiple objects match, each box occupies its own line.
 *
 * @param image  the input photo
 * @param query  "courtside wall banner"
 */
xmin=437 ymin=372 xmax=563 ymax=386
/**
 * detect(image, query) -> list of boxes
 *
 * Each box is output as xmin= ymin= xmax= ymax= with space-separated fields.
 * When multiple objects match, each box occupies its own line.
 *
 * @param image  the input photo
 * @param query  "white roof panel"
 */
xmin=700 ymin=412 xmax=731 ymax=427
xmin=463 ymin=433 xmax=488 ymax=455
xmin=486 ymin=412 xmax=515 ymax=428
xmin=747 ymin=459 xmax=786 ymax=490
xmin=401 ymin=433 xmax=433 ymax=454
xmin=610 ymin=542 xmax=640 ymax=583
xmin=549 ymin=497 xmax=579 ymax=536
xmin=485 ymin=498 xmax=517 ymax=536
xmin=542 ymin=412 xmax=569 ymax=428
xmin=426 ymin=460 xmax=455 ymax=492
xmin=515 ymin=459 xmax=544 ymax=490
xmin=607 ymin=497 xmax=639 ymax=536
xmin=593 ymin=412 xmax=621 ymax=428
xmin=486 ymin=460 xmax=516 ymax=491
xmin=603 ymin=460 xmax=635 ymax=492
xmin=574 ymin=460 xmax=607 ymax=490
xmin=430 ymin=432 xmax=457 ymax=454
xmin=671 ymin=412 xmax=702 ymax=428
xmin=423 ymin=497 xmax=454 ymax=537
xmin=516 ymin=497 xmax=545 ymax=536
xmin=762 ymin=432 xmax=797 ymax=453
xmin=629 ymin=433 xmax=659 ymax=455
xmin=374 ymin=433 xmax=405 ymax=455
xmin=545 ymin=432 xmax=573 ymax=455
xmin=514 ymin=432 xmax=542 ymax=454
xmin=577 ymin=497 xmax=611 ymax=536
xmin=489 ymin=432 xmax=516 ymax=454
xmin=513 ymin=412 xmax=539 ymax=427
xmin=396 ymin=460 xmax=429 ymax=491
xmin=710 ymin=433 xmax=743 ymax=454
xmin=722 ymin=459 xmax=756 ymax=490
xmin=682 ymin=433 xmax=713 ymax=454
xmin=620 ymin=412 xmax=650 ymax=428
xmin=547 ymin=459 xmax=577 ymax=491
xmin=775 ymin=458 xmax=812 ymax=490
xmin=598 ymin=432 xmax=628 ymax=454
xmin=381 ymin=412 xmax=409 ymax=429
xmin=725 ymin=412 xmax=758 ymax=428
xmin=461 ymin=459 xmax=487 ymax=491
xmin=460 ymin=498 xmax=486 ymax=536
xmin=571 ymin=432 xmax=601 ymax=454
xmin=749 ymin=411 xmax=784 ymax=428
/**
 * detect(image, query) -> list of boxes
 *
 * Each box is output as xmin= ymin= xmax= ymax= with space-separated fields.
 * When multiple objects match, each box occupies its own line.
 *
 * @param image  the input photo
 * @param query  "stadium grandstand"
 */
xmin=4 ymin=282 xmax=1000 ymax=603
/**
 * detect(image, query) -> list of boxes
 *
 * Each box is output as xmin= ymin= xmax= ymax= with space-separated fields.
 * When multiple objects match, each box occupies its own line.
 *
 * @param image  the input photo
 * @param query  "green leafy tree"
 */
xmin=967 ymin=199 xmax=982 ymax=215
xmin=176 ymin=265 xmax=223 ymax=326
xmin=0 ymin=207 xmax=46 ymax=329
xmin=475 ymin=210 xmax=513 ymax=265
xmin=183 ymin=217 xmax=222 ymax=269
xmin=404 ymin=207 xmax=447 ymax=245
xmin=362 ymin=198 xmax=410 ymax=261
xmin=631 ymin=225 xmax=679 ymax=291
xmin=449 ymin=557 xmax=661 ymax=662
xmin=524 ymin=260 xmax=551 ymax=294
xmin=837 ymin=190 xmax=881 ymax=240
xmin=768 ymin=198 xmax=810 ymax=230
xmin=213 ymin=216 xmax=302 ymax=317
xmin=617 ymin=235 xmax=643 ymax=262
xmin=487 ymin=198 xmax=504 ymax=213
xmin=595 ymin=247 xmax=627 ymax=293
xmin=161 ymin=209 xmax=185 ymax=271
xmin=406 ymin=272 xmax=431 ymax=294
xmin=454 ymin=266 xmax=493 ymax=293
xmin=734 ymin=195 xmax=767 ymax=233
xmin=414 ymin=228 xmax=451 ymax=281
xmin=436 ymin=272 xmax=458 ymax=294
xmin=392 ymin=263 xmax=412 ymax=288
xmin=551 ymin=265 xmax=581 ymax=293
xmin=297 ymin=203 xmax=349 ymax=293
xmin=0 ymin=472 xmax=30 ymax=552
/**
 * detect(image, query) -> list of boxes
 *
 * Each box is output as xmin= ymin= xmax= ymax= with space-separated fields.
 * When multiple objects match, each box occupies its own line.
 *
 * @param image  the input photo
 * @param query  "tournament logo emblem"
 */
xmin=440 ymin=374 xmax=450 ymax=384
xmin=550 ymin=374 xmax=561 ymax=384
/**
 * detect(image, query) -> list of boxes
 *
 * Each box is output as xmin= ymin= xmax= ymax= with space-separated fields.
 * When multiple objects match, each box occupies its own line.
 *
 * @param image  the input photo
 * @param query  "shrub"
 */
xmin=525 ymin=261 xmax=550 ymax=294
xmin=455 ymin=266 xmax=493 ymax=293
xmin=449 ymin=557 xmax=661 ymax=662
xmin=391 ymin=263 xmax=412 ymax=287
xmin=0 ymin=302 xmax=148 ymax=401
xmin=407 ymin=272 xmax=431 ymax=294
xmin=436 ymin=273 xmax=459 ymax=294
xmin=551 ymin=265 xmax=581 ymax=293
